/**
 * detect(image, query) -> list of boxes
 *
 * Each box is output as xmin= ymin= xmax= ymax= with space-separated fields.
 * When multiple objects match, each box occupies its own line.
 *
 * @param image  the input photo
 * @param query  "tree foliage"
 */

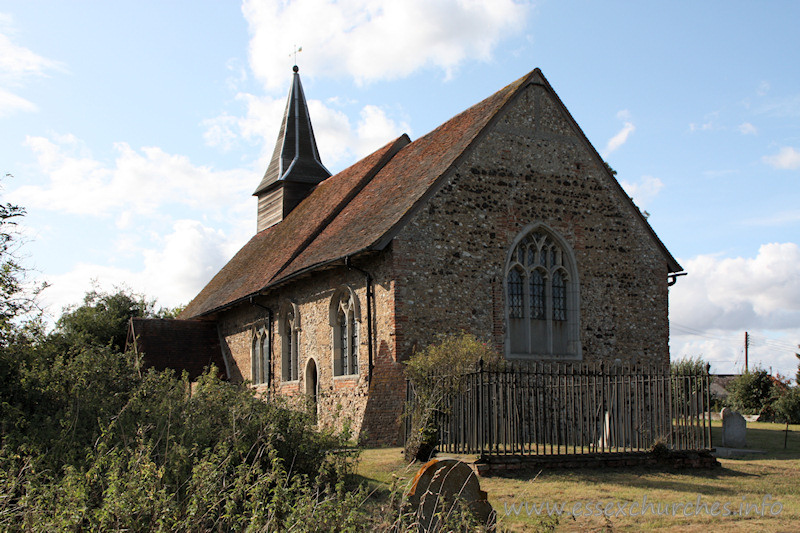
xmin=727 ymin=368 xmax=780 ymax=416
xmin=0 ymin=180 xmax=44 ymax=345
xmin=795 ymin=353 xmax=800 ymax=389
xmin=0 ymin=183 xmax=367 ymax=531
xmin=670 ymin=356 xmax=708 ymax=375
xmin=55 ymin=288 xmax=180 ymax=352
xmin=773 ymin=387 xmax=800 ymax=425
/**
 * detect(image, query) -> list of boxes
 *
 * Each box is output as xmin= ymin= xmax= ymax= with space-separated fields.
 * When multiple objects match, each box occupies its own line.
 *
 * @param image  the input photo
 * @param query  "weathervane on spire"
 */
xmin=290 ymin=45 xmax=303 ymax=69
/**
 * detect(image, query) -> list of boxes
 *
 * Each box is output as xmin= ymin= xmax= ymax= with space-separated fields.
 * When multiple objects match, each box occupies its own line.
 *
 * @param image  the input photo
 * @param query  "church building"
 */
xmin=133 ymin=66 xmax=683 ymax=445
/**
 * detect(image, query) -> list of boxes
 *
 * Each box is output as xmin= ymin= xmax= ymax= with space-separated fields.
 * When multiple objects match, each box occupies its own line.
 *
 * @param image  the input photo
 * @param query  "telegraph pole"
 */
xmin=744 ymin=331 xmax=749 ymax=373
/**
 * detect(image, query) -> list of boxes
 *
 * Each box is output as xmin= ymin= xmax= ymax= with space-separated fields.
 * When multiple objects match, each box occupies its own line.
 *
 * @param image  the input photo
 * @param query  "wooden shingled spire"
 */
xmin=253 ymin=65 xmax=331 ymax=232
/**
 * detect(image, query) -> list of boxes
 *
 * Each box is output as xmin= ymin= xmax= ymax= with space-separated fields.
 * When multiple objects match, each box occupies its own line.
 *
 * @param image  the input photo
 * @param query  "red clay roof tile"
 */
xmin=181 ymin=67 xmax=680 ymax=318
xmin=181 ymin=134 xmax=409 ymax=317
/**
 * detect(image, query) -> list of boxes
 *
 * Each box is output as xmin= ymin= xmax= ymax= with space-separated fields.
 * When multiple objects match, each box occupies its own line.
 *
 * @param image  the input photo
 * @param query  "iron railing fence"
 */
xmin=404 ymin=361 xmax=712 ymax=456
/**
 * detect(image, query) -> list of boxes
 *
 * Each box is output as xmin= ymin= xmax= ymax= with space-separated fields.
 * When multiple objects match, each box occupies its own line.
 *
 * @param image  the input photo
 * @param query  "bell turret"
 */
xmin=253 ymin=66 xmax=331 ymax=232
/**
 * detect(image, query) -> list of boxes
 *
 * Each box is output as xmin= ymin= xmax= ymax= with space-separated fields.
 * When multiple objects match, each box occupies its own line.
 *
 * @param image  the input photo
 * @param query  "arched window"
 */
xmin=330 ymin=286 xmax=360 ymax=376
xmin=280 ymin=302 xmax=300 ymax=381
xmin=251 ymin=334 xmax=260 ymax=383
xmin=251 ymin=326 xmax=270 ymax=385
xmin=504 ymin=224 xmax=581 ymax=359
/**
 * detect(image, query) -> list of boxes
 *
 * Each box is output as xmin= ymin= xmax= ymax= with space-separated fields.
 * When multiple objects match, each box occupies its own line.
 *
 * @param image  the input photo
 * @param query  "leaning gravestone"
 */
xmin=407 ymin=458 xmax=493 ymax=532
xmin=721 ymin=407 xmax=747 ymax=448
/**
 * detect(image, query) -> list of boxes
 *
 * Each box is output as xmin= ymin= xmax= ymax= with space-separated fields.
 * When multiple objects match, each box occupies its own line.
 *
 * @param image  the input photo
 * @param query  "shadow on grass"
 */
xmin=480 ymin=463 xmax=760 ymax=502
xmin=711 ymin=423 xmax=800 ymax=460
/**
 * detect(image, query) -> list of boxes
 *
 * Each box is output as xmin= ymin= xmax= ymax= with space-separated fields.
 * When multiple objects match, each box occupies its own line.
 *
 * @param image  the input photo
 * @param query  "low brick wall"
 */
xmin=473 ymin=450 xmax=720 ymax=476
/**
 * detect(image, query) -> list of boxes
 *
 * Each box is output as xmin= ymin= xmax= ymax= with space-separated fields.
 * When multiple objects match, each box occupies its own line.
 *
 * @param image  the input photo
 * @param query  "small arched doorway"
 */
xmin=305 ymin=358 xmax=318 ymax=421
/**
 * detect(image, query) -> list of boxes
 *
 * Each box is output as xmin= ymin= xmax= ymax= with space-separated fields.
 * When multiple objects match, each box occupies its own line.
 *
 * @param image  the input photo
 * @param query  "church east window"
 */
xmin=504 ymin=225 xmax=581 ymax=359
xmin=331 ymin=287 xmax=359 ymax=376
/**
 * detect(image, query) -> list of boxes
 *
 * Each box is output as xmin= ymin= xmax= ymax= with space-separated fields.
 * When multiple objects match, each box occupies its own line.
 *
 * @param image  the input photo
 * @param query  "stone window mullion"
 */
xmin=331 ymin=287 xmax=360 ymax=377
xmin=504 ymin=224 xmax=582 ymax=361
xmin=545 ymin=271 xmax=553 ymax=355
xmin=349 ymin=310 xmax=358 ymax=375
xmin=339 ymin=306 xmax=348 ymax=375
xmin=520 ymin=269 xmax=529 ymax=354
xmin=281 ymin=305 xmax=300 ymax=382
xmin=252 ymin=333 xmax=260 ymax=383
xmin=261 ymin=331 xmax=270 ymax=384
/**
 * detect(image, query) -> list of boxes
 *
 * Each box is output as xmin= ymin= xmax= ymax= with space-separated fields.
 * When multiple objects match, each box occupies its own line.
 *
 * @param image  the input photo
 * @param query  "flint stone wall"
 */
xmin=215 ymin=252 xmax=406 ymax=445
xmin=393 ymin=82 xmax=670 ymax=367
xmin=211 ymin=80 xmax=672 ymax=446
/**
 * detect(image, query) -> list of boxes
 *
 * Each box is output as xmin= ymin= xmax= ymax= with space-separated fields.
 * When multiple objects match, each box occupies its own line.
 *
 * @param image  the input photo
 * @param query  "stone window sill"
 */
xmin=333 ymin=374 xmax=359 ymax=381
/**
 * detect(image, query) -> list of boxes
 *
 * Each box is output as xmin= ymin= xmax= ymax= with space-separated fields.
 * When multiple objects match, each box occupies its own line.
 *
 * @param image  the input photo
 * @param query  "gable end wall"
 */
xmin=392 ymin=82 xmax=670 ymax=366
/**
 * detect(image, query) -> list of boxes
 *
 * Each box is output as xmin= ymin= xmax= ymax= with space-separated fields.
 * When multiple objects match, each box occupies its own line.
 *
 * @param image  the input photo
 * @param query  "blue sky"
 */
xmin=2 ymin=1 xmax=798 ymax=377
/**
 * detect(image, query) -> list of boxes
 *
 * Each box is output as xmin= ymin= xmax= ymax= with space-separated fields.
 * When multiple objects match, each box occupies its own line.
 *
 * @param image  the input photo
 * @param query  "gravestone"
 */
xmin=407 ymin=458 xmax=493 ymax=531
xmin=721 ymin=407 xmax=747 ymax=448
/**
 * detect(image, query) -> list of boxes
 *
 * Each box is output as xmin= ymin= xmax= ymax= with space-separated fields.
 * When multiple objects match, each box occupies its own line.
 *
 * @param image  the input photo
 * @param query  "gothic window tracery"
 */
xmin=505 ymin=225 xmax=581 ymax=359
xmin=331 ymin=287 xmax=359 ymax=376
xmin=280 ymin=303 xmax=299 ymax=381
xmin=251 ymin=326 xmax=270 ymax=385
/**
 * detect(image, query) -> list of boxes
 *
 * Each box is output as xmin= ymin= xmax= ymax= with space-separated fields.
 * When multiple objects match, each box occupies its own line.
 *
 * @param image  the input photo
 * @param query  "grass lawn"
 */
xmin=355 ymin=421 xmax=800 ymax=532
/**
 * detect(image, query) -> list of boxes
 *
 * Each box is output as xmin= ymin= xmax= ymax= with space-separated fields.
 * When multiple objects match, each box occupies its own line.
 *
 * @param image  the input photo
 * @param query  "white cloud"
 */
xmin=762 ymin=146 xmax=800 ymax=170
xmin=11 ymin=134 xmax=253 ymax=222
xmin=602 ymin=111 xmax=635 ymax=157
xmin=310 ymin=101 xmax=410 ymax=167
xmin=0 ymin=13 xmax=62 ymax=117
xmin=0 ymin=87 xmax=36 ymax=116
xmin=669 ymin=244 xmax=800 ymax=376
xmin=619 ymin=175 xmax=663 ymax=208
xmin=203 ymin=93 xmax=409 ymax=172
xmin=670 ymin=329 xmax=800 ymax=378
xmin=234 ymin=93 xmax=288 ymax=147
xmin=0 ymin=16 xmax=62 ymax=82
xmin=201 ymin=112 xmax=241 ymax=152
xmin=241 ymin=0 xmax=530 ymax=89
xmin=688 ymin=121 xmax=713 ymax=132
xmin=39 ymin=219 xmax=245 ymax=316
xmin=757 ymin=94 xmax=800 ymax=118
xmin=11 ymin=131 xmax=258 ymax=319
xmin=737 ymin=122 xmax=757 ymax=135
xmin=670 ymin=335 xmax=741 ymax=373
xmin=354 ymin=105 xmax=409 ymax=157
xmin=688 ymin=111 xmax=720 ymax=133
xmin=670 ymin=243 xmax=800 ymax=332
xmin=203 ymin=93 xmax=290 ymax=162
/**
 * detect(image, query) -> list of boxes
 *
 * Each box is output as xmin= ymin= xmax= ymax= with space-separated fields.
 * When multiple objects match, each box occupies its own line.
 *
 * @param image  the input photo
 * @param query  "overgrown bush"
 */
xmin=403 ymin=332 xmax=502 ymax=462
xmin=0 ymin=364 xmax=362 ymax=531
xmin=0 ymin=181 xmax=369 ymax=531
xmin=0 ymin=292 xmax=359 ymax=530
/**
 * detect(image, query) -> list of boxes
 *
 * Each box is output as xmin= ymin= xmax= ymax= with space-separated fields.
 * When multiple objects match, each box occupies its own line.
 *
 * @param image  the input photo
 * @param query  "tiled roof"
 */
xmin=181 ymin=134 xmax=410 ymax=318
xmin=280 ymin=72 xmax=529 ymax=279
xmin=181 ymin=67 xmax=681 ymax=319
xmin=127 ymin=318 xmax=226 ymax=380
